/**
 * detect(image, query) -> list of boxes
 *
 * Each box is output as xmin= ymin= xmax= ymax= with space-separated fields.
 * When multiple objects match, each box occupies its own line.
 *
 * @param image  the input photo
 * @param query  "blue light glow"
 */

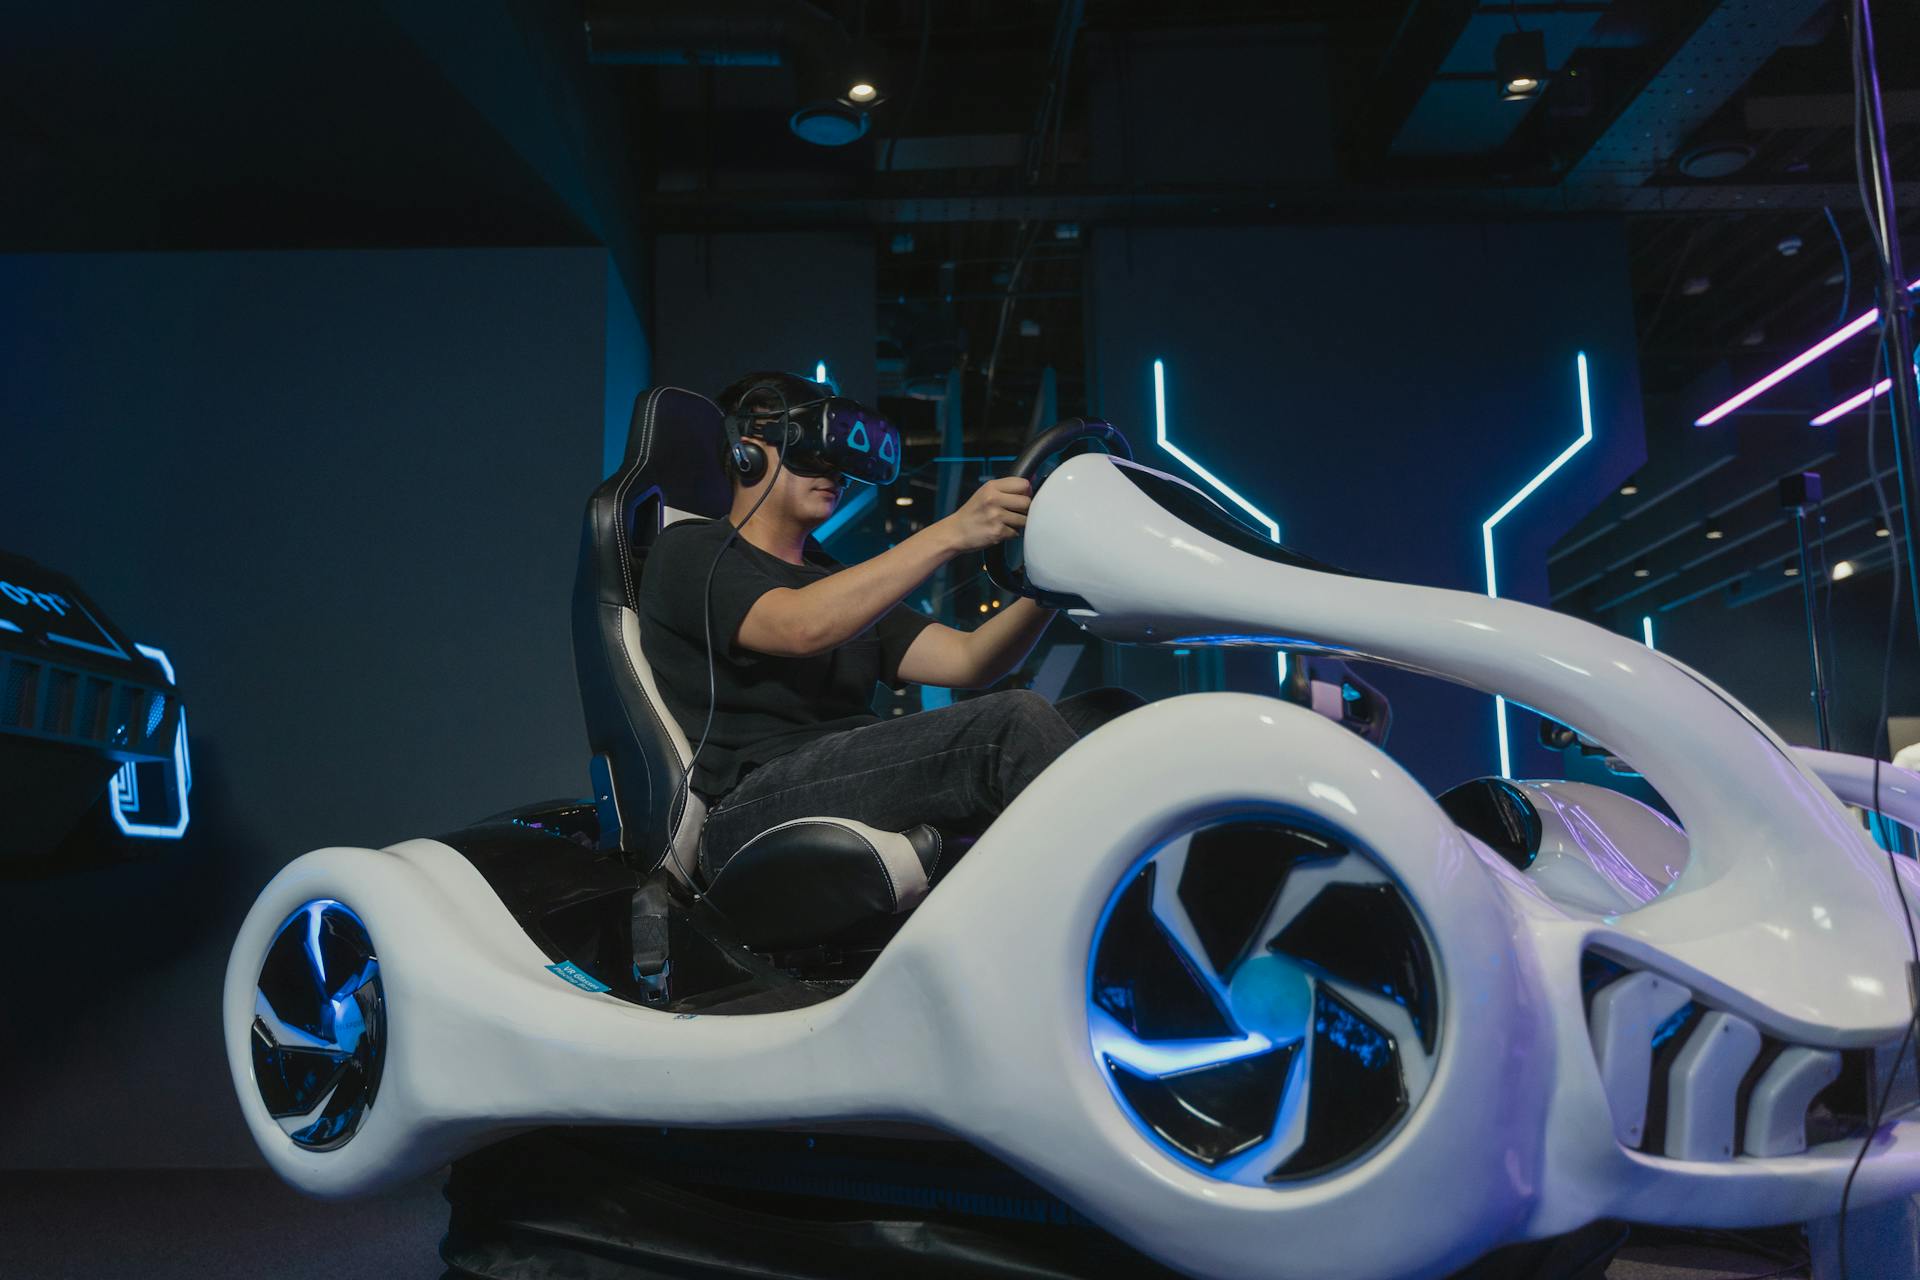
xmin=0 ymin=618 xmax=17 ymax=633
xmin=1154 ymin=359 xmax=1288 ymax=684
xmin=813 ymin=482 xmax=878 ymax=543
xmin=1641 ymin=615 xmax=1655 ymax=649
xmin=1483 ymin=352 xmax=1594 ymax=778
xmin=46 ymin=596 xmax=129 ymax=659
xmin=110 ymin=643 xmax=191 ymax=840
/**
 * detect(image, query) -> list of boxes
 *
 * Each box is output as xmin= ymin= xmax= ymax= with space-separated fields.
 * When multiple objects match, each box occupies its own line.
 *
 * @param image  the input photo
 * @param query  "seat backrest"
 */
xmin=572 ymin=387 xmax=732 ymax=883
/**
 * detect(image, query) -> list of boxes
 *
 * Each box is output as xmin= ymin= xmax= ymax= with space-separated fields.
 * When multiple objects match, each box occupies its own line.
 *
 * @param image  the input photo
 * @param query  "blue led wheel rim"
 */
xmin=250 ymin=900 xmax=386 ymax=1152
xmin=1088 ymin=816 xmax=1440 ymax=1185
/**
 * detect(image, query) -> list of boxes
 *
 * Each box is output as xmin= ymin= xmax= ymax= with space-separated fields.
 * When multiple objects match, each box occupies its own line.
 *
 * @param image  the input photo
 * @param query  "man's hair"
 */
xmin=714 ymin=370 xmax=828 ymax=476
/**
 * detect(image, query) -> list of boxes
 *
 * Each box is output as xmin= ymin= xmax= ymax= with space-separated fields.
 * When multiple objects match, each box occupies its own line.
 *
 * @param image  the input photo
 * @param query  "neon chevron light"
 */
xmin=1153 ymin=361 xmax=1279 ymax=540
xmin=1484 ymin=352 xmax=1595 ymax=778
xmin=1694 ymin=277 xmax=1920 ymax=426
xmin=110 ymin=643 xmax=192 ymax=839
xmin=1642 ymin=615 xmax=1655 ymax=649
xmin=1153 ymin=359 xmax=1287 ymax=684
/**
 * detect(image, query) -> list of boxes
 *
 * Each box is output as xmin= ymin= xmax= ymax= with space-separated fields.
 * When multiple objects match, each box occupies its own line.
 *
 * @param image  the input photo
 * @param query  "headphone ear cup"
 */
xmin=730 ymin=439 xmax=768 ymax=485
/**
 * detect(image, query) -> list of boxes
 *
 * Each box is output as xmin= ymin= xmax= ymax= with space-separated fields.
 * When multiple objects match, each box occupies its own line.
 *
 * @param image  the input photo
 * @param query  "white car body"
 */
xmin=225 ymin=452 xmax=1920 ymax=1280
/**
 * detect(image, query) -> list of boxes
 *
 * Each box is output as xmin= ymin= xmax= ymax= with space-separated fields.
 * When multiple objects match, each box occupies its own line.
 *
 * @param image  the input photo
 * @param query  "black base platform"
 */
xmin=439 ymin=1128 xmax=1642 ymax=1280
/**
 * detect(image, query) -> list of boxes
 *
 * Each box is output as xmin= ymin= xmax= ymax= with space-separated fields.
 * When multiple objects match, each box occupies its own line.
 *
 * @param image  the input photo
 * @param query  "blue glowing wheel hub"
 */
xmin=1089 ymin=820 xmax=1439 ymax=1184
xmin=250 ymin=900 xmax=385 ymax=1151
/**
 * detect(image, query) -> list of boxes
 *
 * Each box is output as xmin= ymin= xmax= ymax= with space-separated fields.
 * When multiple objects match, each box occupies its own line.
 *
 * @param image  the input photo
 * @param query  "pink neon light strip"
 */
xmin=1810 ymin=377 xmax=1893 ymax=427
xmin=1693 ymin=277 xmax=1920 ymax=427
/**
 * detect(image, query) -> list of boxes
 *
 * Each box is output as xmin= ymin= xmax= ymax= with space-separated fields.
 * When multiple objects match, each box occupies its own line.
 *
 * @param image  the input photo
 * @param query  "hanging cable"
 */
xmin=1824 ymin=206 xmax=1854 ymax=328
xmin=1835 ymin=339 xmax=1920 ymax=1278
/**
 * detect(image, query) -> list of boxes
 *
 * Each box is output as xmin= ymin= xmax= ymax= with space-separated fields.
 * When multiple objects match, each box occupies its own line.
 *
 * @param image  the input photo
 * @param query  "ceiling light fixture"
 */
xmin=1833 ymin=560 xmax=1855 ymax=581
xmin=894 ymin=496 xmax=913 ymax=507
xmin=1619 ymin=483 xmax=1640 ymax=496
xmin=1704 ymin=522 xmax=1724 ymax=541
xmin=1632 ymin=561 xmax=1651 ymax=579
xmin=1495 ymin=31 xmax=1548 ymax=101
xmin=790 ymin=50 xmax=886 ymax=147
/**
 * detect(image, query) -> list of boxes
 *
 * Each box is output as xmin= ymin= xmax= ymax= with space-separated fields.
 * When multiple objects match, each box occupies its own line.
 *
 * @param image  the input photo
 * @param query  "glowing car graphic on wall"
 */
xmin=226 ymin=402 xmax=1920 ymax=1280
xmin=1 ymin=550 xmax=189 ymax=868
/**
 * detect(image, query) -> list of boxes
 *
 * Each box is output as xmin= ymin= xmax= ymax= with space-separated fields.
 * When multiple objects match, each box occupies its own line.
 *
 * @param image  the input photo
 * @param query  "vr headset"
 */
xmin=728 ymin=395 xmax=901 ymax=486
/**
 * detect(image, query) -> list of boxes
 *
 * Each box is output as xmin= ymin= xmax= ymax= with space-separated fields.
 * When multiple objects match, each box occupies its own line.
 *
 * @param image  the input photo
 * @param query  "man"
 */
xmin=637 ymin=370 xmax=1142 ymax=881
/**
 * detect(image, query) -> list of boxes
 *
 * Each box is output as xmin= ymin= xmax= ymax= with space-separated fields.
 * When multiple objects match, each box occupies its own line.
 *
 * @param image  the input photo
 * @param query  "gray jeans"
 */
xmin=699 ymin=687 xmax=1145 ymax=880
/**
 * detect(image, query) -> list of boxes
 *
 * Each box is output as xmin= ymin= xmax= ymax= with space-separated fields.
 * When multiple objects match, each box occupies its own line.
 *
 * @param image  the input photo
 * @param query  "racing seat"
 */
xmin=571 ymin=386 xmax=943 ymax=952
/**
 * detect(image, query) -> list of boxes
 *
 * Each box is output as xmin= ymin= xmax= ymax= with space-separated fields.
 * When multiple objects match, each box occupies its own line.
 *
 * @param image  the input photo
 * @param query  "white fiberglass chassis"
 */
xmin=226 ymin=452 xmax=1920 ymax=1280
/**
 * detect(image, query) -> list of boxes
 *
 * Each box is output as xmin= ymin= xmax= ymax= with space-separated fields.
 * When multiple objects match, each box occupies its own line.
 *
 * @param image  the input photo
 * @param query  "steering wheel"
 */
xmin=984 ymin=417 xmax=1132 ymax=598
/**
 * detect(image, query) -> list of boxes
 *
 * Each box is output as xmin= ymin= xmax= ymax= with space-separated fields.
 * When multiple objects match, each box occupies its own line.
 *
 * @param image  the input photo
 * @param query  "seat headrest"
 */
xmin=619 ymin=386 xmax=731 ymax=520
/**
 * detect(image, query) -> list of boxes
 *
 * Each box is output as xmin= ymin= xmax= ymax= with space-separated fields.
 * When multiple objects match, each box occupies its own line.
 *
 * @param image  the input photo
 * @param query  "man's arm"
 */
xmin=895 ymin=599 xmax=1053 ymax=689
xmin=736 ymin=478 xmax=1031 ymax=658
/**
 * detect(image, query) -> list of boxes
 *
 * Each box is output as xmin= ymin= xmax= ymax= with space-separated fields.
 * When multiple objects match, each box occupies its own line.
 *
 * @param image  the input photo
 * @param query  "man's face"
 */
xmin=748 ymin=438 xmax=845 ymax=527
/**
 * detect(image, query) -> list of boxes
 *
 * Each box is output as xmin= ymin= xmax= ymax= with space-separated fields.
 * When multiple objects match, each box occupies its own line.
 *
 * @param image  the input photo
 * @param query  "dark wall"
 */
xmin=1089 ymin=221 xmax=1646 ymax=789
xmin=652 ymin=232 xmax=879 ymax=408
xmin=0 ymin=247 xmax=620 ymax=1167
xmin=1659 ymin=567 xmax=1920 ymax=760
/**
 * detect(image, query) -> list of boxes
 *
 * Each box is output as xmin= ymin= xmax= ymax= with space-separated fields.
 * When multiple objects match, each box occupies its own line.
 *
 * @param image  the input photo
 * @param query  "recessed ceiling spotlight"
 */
xmin=1632 ymin=561 xmax=1651 ymax=579
xmin=847 ymin=82 xmax=877 ymax=103
xmin=1741 ymin=329 xmax=1766 ymax=347
xmin=1495 ymin=31 xmax=1547 ymax=101
xmin=1704 ymin=522 xmax=1724 ymax=541
xmin=1877 ymin=525 xmax=1892 ymax=538
xmin=1777 ymin=235 xmax=1804 ymax=257
xmin=1681 ymin=276 xmax=1712 ymax=297
xmin=1784 ymin=562 xmax=1800 ymax=577
xmin=1833 ymin=560 xmax=1855 ymax=580
xmin=1620 ymin=483 xmax=1640 ymax=496
xmin=1677 ymin=142 xmax=1754 ymax=180
xmin=894 ymin=495 xmax=914 ymax=507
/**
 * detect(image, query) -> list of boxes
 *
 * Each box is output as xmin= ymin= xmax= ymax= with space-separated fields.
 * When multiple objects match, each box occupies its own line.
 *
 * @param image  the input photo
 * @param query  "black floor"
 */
xmin=0 ymin=1170 xmax=448 ymax=1280
xmin=0 ymin=1169 xmax=1806 ymax=1280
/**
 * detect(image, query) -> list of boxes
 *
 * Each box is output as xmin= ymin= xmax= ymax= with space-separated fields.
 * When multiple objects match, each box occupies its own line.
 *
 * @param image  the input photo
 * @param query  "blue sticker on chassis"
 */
xmin=546 ymin=961 xmax=612 ymax=993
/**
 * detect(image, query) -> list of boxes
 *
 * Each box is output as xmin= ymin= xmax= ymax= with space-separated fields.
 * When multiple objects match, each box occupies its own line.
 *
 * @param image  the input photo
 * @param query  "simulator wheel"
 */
xmin=1089 ymin=816 xmax=1439 ymax=1184
xmin=249 ymin=899 xmax=387 ymax=1152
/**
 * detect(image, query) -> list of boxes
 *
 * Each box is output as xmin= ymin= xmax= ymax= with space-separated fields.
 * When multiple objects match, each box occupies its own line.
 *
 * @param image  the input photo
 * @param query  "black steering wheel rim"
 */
xmin=984 ymin=418 xmax=1132 ymax=599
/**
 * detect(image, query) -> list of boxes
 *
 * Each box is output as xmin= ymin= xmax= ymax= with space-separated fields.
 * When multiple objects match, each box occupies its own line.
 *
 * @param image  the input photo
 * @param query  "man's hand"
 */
xmin=940 ymin=478 xmax=1032 ymax=553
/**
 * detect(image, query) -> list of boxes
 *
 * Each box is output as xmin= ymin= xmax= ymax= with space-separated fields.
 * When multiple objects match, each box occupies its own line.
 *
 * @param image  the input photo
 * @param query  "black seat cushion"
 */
xmin=700 ymin=819 xmax=945 ymax=951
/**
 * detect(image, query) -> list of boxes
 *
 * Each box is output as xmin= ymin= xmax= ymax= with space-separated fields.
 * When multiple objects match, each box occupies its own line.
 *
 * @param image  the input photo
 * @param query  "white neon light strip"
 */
xmin=1693 ymin=278 xmax=1920 ymax=427
xmin=1484 ymin=352 xmax=1595 ymax=778
xmin=1153 ymin=359 xmax=1287 ymax=684
xmin=1642 ymin=614 xmax=1655 ymax=649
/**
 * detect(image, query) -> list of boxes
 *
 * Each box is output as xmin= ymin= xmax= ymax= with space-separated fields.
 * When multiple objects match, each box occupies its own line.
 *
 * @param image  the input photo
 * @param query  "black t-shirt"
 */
xmin=636 ymin=518 xmax=938 ymax=800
